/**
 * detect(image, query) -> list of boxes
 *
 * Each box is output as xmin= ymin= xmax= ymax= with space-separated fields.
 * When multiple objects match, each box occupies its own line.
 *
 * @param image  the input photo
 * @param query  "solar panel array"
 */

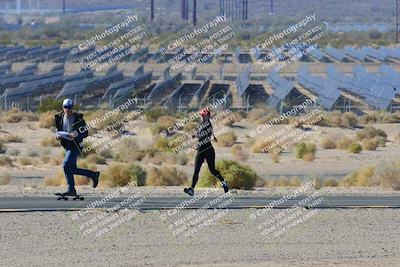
xmin=266 ymin=71 xmax=294 ymax=108
xmin=297 ymin=66 xmax=342 ymax=110
xmin=326 ymin=65 xmax=398 ymax=109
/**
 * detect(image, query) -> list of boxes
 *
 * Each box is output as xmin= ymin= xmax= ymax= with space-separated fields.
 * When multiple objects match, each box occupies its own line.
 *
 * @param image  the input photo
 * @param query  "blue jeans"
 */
xmin=63 ymin=149 xmax=96 ymax=192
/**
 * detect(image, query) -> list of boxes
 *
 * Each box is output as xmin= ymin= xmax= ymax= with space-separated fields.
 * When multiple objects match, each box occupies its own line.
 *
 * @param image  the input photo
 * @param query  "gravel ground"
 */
xmin=2 ymin=184 xmax=400 ymax=198
xmin=1 ymin=209 xmax=399 ymax=267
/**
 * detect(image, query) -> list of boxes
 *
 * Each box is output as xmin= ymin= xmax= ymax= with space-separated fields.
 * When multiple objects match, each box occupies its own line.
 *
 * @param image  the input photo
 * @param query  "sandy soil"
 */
xmin=1 ymin=209 xmax=399 ymax=267
xmin=2 ymin=120 xmax=400 ymax=182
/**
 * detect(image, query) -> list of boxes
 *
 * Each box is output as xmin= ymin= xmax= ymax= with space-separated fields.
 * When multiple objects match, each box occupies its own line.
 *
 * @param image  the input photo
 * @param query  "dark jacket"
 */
xmin=196 ymin=119 xmax=213 ymax=151
xmin=55 ymin=112 xmax=89 ymax=151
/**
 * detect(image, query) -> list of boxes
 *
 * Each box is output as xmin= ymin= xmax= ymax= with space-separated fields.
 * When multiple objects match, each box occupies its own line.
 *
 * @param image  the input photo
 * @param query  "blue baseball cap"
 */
xmin=62 ymin=98 xmax=73 ymax=108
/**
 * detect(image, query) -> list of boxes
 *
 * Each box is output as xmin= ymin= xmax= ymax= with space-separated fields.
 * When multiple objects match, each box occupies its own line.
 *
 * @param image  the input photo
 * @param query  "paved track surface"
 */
xmin=0 ymin=195 xmax=399 ymax=212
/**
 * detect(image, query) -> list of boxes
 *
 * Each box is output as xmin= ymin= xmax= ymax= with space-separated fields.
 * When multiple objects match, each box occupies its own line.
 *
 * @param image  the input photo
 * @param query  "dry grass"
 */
xmin=85 ymin=153 xmax=107 ymax=164
xmin=321 ymin=137 xmax=337 ymax=149
xmin=100 ymin=163 xmax=146 ymax=187
xmin=1 ymin=108 xmax=38 ymax=123
xmin=39 ymin=111 xmax=55 ymax=128
xmin=356 ymin=126 xmax=387 ymax=142
xmin=0 ymin=141 xmax=7 ymax=154
xmin=18 ymin=157 xmax=33 ymax=166
xmin=323 ymin=178 xmax=339 ymax=187
xmin=7 ymin=148 xmax=20 ymax=156
xmin=264 ymin=176 xmax=302 ymax=187
xmin=41 ymin=136 xmax=59 ymax=147
xmin=216 ymin=131 xmax=237 ymax=147
xmin=0 ymin=134 xmax=24 ymax=143
xmin=0 ymin=155 xmax=13 ymax=167
xmin=341 ymin=165 xmax=374 ymax=187
xmin=231 ymin=144 xmax=249 ymax=161
xmin=295 ymin=142 xmax=316 ymax=161
xmin=0 ymin=173 xmax=11 ymax=185
xmin=144 ymin=151 xmax=177 ymax=165
xmin=113 ymin=139 xmax=145 ymax=162
xmin=146 ymin=166 xmax=187 ymax=186
xmin=150 ymin=115 xmax=177 ymax=136
xmin=361 ymin=138 xmax=379 ymax=151
xmin=336 ymin=136 xmax=354 ymax=149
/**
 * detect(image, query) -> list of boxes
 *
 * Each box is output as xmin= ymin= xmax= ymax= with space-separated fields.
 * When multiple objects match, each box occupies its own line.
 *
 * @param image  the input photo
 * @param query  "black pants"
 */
xmin=191 ymin=146 xmax=224 ymax=188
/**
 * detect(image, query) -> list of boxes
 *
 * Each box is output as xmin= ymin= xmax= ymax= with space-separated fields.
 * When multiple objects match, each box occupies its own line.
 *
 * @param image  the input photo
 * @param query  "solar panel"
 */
xmin=266 ymin=71 xmax=294 ymax=108
xmin=343 ymin=46 xmax=366 ymax=61
xmin=325 ymin=47 xmax=347 ymax=61
xmin=297 ymin=65 xmax=341 ymax=110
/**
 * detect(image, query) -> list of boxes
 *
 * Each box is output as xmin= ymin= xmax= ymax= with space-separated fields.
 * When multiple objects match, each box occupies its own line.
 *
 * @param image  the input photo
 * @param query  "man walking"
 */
xmin=184 ymin=107 xmax=229 ymax=196
xmin=55 ymin=98 xmax=99 ymax=196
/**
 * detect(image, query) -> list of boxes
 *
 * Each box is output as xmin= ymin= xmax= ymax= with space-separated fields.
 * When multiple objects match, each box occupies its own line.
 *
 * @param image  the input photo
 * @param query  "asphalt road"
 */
xmin=0 ymin=195 xmax=399 ymax=212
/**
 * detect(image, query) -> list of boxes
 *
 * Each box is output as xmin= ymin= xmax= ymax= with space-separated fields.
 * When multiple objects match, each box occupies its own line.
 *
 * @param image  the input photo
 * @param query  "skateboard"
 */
xmin=55 ymin=192 xmax=84 ymax=201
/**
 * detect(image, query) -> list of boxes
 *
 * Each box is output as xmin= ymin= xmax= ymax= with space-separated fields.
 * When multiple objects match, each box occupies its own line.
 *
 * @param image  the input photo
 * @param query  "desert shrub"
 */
xmin=323 ymin=178 xmax=339 ymax=187
xmin=231 ymin=144 xmax=249 ymax=161
xmin=341 ymin=165 xmax=374 ymax=187
xmin=39 ymin=111 xmax=55 ymax=128
xmin=373 ymin=162 xmax=400 ymax=190
xmin=19 ymin=157 xmax=33 ymax=166
xmin=150 ymin=115 xmax=177 ymax=136
xmin=38 ymin=98 xmax=63 ymax=113
xmin=321 ymin=137 xmax=336 ymax=149
xmin=0 ymin=173 xmax=11 ymax=185
xmin=41 ymin=155 xmax=51 ymax=164
xmin=146 ymin=166 xmax=187 ymax=186
xmin=312 ymin=178 xmax=323 ymax=190
xmin=0 ymin=155 xmax=13 ymax=167
xmin=289 ymin=177 xmax=302 ymax=186
xmin=336 ymin=136 xmax=354 ymax=149
xmin=356 ymin=126 xmax=387 ymax=142
xmin=251 ymin=138 xmax=282 ymax=154
xmin=216 ymin=131 xmax=237 ymax=147
xmin=146 ymin=151 xmax=177 ymax=165
xmin=256 ymin=110 xmax=289 ymax=125
xmin=295 ymin=142 xmax=316 ymax=160
xmin=348 ymin=143 xmax=362 ymax=153
xmin=41 ymin=136 xmax=59 ymax=147
xmin=319 ymin=111 xmax=358 ymax=128
xmin=199 ymin=160 xmax=259 ymax=189
xmin=26 ymin=150 xmax=40 ymax=158
xmin=360 ymin=111 xmax=400 ymax=124
xmin=144 ymin=107 xmax=170 ymax=122
xmin=43 ymin=170 xmax=65 ymax=186
xmin=176 ymin=151 xmax=188 ymax=165
xmin=101 ymin=163 xmax=146 ymax=187
xmin=0 ymin=134 xmax=24 ymax=143
xmin=43 ymin=170 xmax=93 ymax=186
xmin=5 ymin=108 xmax=24 ymax=123
xmin=303 ymin=152 xmax=315 ymax=161
xmin=183 ymin=121 xmax=198 ymax=133
xmin=153 ymin=136 xmax=171 ymax=152
xmin=113 ymin=139 xmax=145 ymax=162
xmin=7 ymin=148 xmax=20 ymax=156
xmin=0 ymin=141 xmax=7 ymax=154
xmin=247 ymin=107 xmax=269 ymax=122
xmin=361 ymin=138 xmax=379 ymax=151
xmin=85 ymin=153 xmax=107 ymax=164
xmin=27 ymin=123 xmax=36 ymax=130
xmin=374 ymin=136 xmax=386 ymax=147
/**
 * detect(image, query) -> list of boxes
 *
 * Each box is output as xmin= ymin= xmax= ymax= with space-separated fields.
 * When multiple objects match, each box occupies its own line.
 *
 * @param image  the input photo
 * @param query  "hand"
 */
xmin=56 ymin=135 xmax=61 ymax=140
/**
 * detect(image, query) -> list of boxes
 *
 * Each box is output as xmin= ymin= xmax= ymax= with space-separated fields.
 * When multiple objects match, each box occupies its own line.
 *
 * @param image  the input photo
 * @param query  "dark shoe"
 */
xmin=222 ymin=180 xmax=229 ymax=193
xmin=92 ymin=171 xmax=100 ymax=188
xmin=184 ymin=187 xmax=194 ymax=196
xmin=63 ymin=190 xmax=77 ymax=196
